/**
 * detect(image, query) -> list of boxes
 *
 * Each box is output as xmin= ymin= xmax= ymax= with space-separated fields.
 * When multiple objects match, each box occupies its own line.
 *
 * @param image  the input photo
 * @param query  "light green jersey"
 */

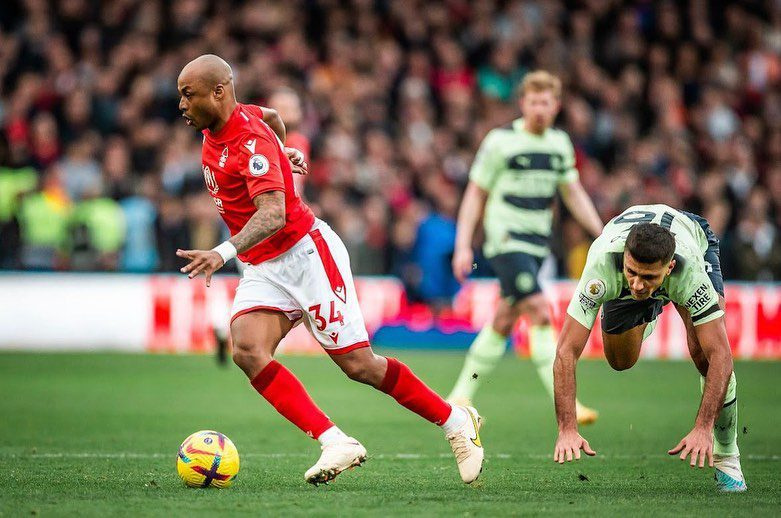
xmin=469 ymin=118 xmax=579 ymax=258
xmin=567 ymin=204 xmax=724 ymax=330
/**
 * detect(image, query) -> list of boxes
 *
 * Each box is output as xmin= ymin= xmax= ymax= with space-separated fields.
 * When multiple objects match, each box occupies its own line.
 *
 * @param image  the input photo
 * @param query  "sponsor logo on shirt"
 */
xmin=248 ymin=154 xmax=269 ymax=176
xmin=579 ymin=279 xmax=605 ymax=314
xmin=579 ymin=292 xmax=598 ymax=313
xmin=685 ymin=283 xmax=712 ymax=312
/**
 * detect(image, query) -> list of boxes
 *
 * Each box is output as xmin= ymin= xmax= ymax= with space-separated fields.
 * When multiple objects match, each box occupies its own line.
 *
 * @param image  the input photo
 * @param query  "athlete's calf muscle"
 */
xmin=329 ymin=346 xmax=388 ymax=387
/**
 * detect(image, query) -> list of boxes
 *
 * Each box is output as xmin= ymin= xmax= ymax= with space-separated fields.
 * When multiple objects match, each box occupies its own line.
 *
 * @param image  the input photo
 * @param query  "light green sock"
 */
xmin=701 ymin=372 xmax=739 ymax=456
xmin=448 ymin=325 xmax=507 ymax=401
xmin=529 ymin=325 xmax=557 ymax=399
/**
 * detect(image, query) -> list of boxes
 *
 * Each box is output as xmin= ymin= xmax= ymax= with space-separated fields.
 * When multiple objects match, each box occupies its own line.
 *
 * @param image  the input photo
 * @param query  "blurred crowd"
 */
xmin=1 ymin=0 xmax=781 ymax=299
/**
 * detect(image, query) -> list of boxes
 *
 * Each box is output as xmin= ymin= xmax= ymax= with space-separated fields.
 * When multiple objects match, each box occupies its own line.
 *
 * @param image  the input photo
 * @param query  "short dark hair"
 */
xmin=625 ymin=223 xmax=676 ymax=264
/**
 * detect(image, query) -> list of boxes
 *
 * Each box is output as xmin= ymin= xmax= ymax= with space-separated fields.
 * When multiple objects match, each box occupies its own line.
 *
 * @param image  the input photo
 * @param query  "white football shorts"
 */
xmin=230 ymin=219 xmax=370 ymax=355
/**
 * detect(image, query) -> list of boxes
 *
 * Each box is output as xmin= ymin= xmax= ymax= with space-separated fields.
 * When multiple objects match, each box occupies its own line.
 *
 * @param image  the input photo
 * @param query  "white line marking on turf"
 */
xmin=3 ymin=452 xmax=780 ymax=461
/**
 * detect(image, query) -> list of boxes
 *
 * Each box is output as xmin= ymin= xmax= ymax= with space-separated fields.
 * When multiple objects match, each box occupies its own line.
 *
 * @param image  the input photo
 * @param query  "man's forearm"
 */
xmin=554 ymin=316 xmax=591 ymax=431
xmin=455 ymin=183 xmax=487 ymax=250
xmin=554 ymin=349 xmax=579 ymax=431
xmin=561 ymin=181 xmax=603 ymax=239
xmin=228 ymin=192 xmax=285 ymax=253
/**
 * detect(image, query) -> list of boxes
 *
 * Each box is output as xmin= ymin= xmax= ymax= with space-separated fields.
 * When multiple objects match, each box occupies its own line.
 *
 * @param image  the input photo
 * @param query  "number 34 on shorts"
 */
xmin=308 ymin=301 xmax=345 ymax=344
xmin=230 ymin=220 xmax=371 ymax=355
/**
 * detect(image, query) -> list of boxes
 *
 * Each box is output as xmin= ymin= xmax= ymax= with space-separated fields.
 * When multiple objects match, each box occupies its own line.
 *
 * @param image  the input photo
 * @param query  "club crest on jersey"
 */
xmin=585 ymin=279 xmax=606 ymax=300
xmin=202 ymin=165 xmax=219 ymax=195
xmin=219 ymin=146 xmax=228 ymax=168
xmin=249 ymin=154 xmax=269 ymax=176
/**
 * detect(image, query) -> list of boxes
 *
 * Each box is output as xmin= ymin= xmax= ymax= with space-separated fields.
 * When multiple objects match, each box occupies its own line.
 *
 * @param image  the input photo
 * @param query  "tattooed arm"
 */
xmin=177 ymin=191 xmax=285 ymax=286
xmin=229 ymin=191 xmax=286 ymax=253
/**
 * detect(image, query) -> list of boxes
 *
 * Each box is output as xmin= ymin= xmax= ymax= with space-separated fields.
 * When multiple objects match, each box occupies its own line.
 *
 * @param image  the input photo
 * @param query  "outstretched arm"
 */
xmin=177 ymin=191 xmax=285 ymax=286
xmin=559 ymin=180 xmax=603 ymax=239
xmin=668 ymin=313 xmax=733 ymax=468
xmin=452 ymin=181 xmax=488 ymax=282
xmin=553 ymin=314 xmax=596 ymax=463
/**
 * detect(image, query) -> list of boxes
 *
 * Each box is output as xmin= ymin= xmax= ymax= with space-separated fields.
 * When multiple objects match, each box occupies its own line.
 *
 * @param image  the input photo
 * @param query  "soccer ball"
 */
xmin=176 ymin=430 xmax=240 ymax=488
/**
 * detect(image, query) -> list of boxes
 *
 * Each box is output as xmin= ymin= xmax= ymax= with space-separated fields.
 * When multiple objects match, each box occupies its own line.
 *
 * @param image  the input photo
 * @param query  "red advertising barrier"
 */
xmin=146 ymin=276 xmax=781 ymax=359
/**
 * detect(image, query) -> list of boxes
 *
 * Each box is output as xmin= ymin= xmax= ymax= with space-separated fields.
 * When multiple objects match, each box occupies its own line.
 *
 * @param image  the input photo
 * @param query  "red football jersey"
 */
xmin=200 ymin=103 xmax=314 ymax=264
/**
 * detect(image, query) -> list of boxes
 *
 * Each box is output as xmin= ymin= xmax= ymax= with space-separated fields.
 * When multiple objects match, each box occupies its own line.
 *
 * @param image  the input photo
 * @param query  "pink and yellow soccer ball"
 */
xmin=176 ymin=430 xmax=240 ymax=488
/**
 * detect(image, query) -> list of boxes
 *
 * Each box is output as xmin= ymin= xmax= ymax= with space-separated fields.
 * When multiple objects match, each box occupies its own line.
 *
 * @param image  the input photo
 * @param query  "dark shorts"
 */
xmin=601 ymin=211 xmax=724 ymax=335
xmin=488 ymin=251 xmax=544 ymax=304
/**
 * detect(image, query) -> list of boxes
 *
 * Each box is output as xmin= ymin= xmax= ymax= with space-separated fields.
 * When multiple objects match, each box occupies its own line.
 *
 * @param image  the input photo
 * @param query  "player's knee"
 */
xmin=526 ymin=299 xmax=550 ymax=326
xmin=492 ymin=318 xmax=513 ymax=336
xmin=606 ymin=355 xmax=636 ymax=371
xmin=231 ymin=338 xmax=272 ymax=375
xmin=492 ymin=308 xmax=516 ymax=336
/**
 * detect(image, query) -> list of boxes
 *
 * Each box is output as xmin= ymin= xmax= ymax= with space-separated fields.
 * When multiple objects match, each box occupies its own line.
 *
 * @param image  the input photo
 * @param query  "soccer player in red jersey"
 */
xmin=175 ymin=55 xmax=484 ymax=485
xmin=210 ymin=95 xmax=306 ymax=366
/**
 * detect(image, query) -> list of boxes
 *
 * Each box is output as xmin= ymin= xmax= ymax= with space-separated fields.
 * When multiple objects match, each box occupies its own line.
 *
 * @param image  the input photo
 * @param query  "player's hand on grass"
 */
xmin=668 ymin=427 xmax=714 ymax=468
xmin=177 ymin=249 xmax=225 ymax=287
xmin=452 ymin=246 xmax=474 ymax=283
xmin=285 ymin=147 xmax=308 ymax=175
xmin=553 ymin=429 xmax=596 ymax=463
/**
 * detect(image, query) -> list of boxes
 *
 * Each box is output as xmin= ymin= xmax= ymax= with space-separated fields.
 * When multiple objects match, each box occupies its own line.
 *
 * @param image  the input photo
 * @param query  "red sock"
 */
xmin=379 ymin=357 xmax=452 ymax=425
xmin=250 ymin=360 xmax=334 ymax=439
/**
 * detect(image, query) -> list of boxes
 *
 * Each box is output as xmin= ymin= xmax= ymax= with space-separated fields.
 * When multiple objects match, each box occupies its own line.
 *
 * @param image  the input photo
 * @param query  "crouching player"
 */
xmin=175 ymin=54 xmax=484 ymax=485
xmin=552 ymin=204 xmax=746 ymax=492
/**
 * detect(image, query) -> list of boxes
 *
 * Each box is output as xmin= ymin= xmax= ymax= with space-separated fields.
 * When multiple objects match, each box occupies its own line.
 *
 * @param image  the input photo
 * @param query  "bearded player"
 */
xmin=449 ymin=71 xmax=602 ymax=425
xmin=175 ymin=55 xmax=484 ymax=485
xmin=553 ymin=204 xmax=746 ymax=492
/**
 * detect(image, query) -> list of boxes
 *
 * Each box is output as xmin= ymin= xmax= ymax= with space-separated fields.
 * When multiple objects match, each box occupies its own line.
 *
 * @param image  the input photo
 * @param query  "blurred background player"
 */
xmin=268 ymin=87 xmax=310 ymax=199
xmin=553 ymin=205 xmax=745 ymax=492
xmin=213 ymin=87 xmax=310 ymax=365
xmin=448 ymin=71 xmax=603 ymax=425
xmin=176 ymin=55 xmax=484 ymax=485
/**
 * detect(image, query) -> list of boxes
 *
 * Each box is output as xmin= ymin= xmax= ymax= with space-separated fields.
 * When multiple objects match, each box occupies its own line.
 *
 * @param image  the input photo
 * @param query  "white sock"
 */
xmin=317 ymin=426 xmax=349 ymax=446
xmin=440 ymin=406 xmax=468 ymax=435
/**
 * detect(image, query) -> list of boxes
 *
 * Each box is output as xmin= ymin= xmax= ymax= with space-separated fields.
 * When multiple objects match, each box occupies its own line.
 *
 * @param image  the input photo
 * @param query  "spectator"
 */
xmin=120 ymin=174 xmax=160 ymax=272
xmin=408 ymin=175 xmax=460 ymax=306
xmin=0 ymin=165 xmax=37 ymax=268
xmin=0 ymin=0 xmax=778 ymax=285
xmin=58 ymin=134 xmax=101 ymax=201
xmin=731 ymin=188 xmax=781 ymax=281
xmin=68 ymin=185 xmax=126 ymax=271
xmin=16 ymin=165 xmax=70 ymax=270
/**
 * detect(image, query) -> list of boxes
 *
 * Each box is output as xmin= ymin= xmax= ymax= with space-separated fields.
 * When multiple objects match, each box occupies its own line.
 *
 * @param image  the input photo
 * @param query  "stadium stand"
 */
xmin=1 ymin=0 xmax=780 ymax=291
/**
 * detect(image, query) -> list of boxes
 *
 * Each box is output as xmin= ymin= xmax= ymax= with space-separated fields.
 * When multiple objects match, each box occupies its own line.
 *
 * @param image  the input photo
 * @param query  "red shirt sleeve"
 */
xmin=236 ymin=131 xmax=285 ymax=199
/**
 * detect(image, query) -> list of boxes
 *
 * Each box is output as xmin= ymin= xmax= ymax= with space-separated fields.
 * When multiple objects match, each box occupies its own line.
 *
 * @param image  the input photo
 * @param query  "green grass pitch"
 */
xmin=0 ymin=351 xmax=779 ymax=516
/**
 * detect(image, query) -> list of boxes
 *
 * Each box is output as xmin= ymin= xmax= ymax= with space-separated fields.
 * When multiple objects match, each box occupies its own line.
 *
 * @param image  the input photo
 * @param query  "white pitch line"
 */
xmin=2 ymin=452 xmax=780 ymax=461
